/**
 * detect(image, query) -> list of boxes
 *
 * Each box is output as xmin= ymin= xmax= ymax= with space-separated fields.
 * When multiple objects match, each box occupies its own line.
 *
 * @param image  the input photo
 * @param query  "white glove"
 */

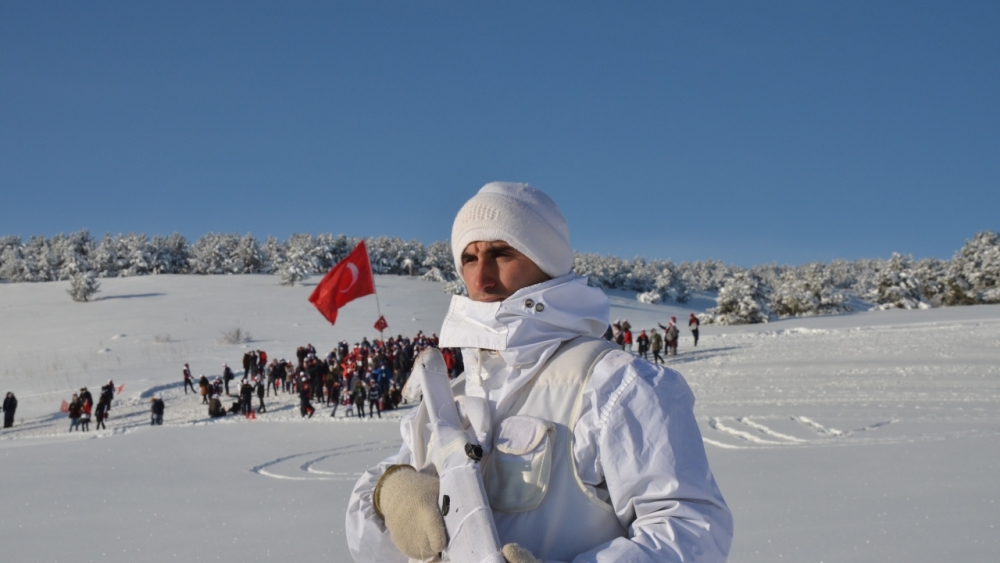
xmin=502 ymin=543 xmax=543 ymax=563
xmin=374 ymin=465 xmax=447 ymax=559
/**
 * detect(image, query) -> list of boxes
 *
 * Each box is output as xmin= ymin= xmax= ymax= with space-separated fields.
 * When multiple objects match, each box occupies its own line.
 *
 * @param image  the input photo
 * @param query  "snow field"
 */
xmin=1 ymin=275 xmax=999 ymax=562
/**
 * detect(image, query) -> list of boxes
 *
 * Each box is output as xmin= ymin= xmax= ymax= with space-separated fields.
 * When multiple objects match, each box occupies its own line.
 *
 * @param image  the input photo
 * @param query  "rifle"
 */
xmin=414 ymin=348 xmax=505 ymax=563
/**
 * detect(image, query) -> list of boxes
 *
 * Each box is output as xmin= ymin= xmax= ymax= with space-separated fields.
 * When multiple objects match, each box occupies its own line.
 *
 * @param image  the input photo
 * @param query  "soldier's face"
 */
xmin=460 ymin=241 xmax=550 ymax=303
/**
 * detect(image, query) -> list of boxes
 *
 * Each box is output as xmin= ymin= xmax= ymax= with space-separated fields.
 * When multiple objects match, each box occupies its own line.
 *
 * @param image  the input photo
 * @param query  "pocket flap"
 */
xmin=494 ymin=415 xmax=552 ymax=455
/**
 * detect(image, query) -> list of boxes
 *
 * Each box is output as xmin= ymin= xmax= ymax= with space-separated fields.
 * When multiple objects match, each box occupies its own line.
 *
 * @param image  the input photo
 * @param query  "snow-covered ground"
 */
xmin=2 ymin=274 xmax=998 ymax=562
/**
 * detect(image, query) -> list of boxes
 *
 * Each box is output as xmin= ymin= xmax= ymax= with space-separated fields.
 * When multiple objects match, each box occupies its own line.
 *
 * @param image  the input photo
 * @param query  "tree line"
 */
xmin=1 ymin=230 xmax=997 ymax=324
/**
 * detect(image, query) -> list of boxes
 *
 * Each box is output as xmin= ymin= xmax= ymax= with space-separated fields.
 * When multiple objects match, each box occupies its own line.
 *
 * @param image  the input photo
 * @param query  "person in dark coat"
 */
xmin=367 ymin=379 xmax=381 ymax=419
xmin=239 ymin=379 xmax=254 ymax=415
xmin=298 ymin=377 xmax=315 ymax=418
xmin=328 ymin=376 xmax=342 ymax=417
xmin=222 ymin=364 xmax=235 ymax=396
xmin=199 ymin=375 xmax=210 ymax=404
xmin=255 ymin=377 xmax=266 ymax=413
xmin=3 ymin=392 xmax=17 ymax=428
xmin=150 ymin=394 xmax=165 ymax=425
xmin=636 ymin=330 xmax=650 ymax=360
xmin=79 ymin=387 xmax=94 ymax=409
xmin=208 ymin=397 xmax=226 ymax=418
xmin=351 ymin=380 xmax=366 ymax=418
xmin=68 ymin=394 xmax=82 ymax=432
xmin=689 ymin=313 xmax=700 ymax=347
xmin=95 ymin=398 xmax=109 ymax=430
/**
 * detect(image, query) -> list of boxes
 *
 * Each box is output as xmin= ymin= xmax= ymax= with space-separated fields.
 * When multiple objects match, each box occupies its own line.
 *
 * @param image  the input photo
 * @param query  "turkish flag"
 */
xmin=117 ymin=384 xmax=124 ymax=394
xmin=374 ymin=315 xmax=388 ymax=332
xmin=60 ymin=400 xmax=69 ymax=413
xmin=309 ymin=241 xmax=376 ymax=325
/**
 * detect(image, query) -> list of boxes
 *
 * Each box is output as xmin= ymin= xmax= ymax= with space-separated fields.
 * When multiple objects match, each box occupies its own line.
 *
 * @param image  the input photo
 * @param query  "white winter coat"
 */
xmin=346 ymin=274 xmax=733 ymax=563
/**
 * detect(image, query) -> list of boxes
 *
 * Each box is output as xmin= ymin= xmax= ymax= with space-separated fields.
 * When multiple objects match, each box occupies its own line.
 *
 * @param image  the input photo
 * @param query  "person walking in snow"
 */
xmin=67 ymin=394 xmax=82 ymax=432
xmin=328 ymin=376 xmax=342 ymax=417
xmin=622 ymin=326 xmax=633 ymax=353
xmin=239 ymin=379 xmax=254 ymax=416
xmin=80 ymin=400 xmax=91 ymax=431
xmin=649 ymin=328 xmax=664 ymax=364
xmin=222 ymin=364 xmax=235 ymax=396
xmin=242 ymin=351 xmax=254 ymax=378
xmin=255 ymin=377 xmax=266 ymax=413
xmin=350 ymin=380 xmax=366 ymax=418
xmin=366 ymin=379 xmax=381 ymax=419
xmin=689 ymin=313 xmax=700 ymax=347
xmin=199 ymin=375 xmax=210 ymax=404
xmin=347 ymin=182 xmax=731 ymax=563
xmin=659 ymin=317 xmax=680 ymax=356
xmin=636 ymin=329 xmax=649 ymax=359
xmin=298 ymin=377 xmax=315 ymax=418
xmin=2 ymin=392 xmax=17 ymax=428
xmin=183 ymin=363 xmax=196 ymax=394
xmin=150 ymin=394 xmax=165 ymax=425
xmin=95 ymin=397 xmax=109 ymax=430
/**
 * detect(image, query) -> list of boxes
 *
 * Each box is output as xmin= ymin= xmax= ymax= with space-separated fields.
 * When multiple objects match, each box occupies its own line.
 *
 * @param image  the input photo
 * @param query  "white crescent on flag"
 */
xmin=340 ymin=263 xmax=359 ymax=293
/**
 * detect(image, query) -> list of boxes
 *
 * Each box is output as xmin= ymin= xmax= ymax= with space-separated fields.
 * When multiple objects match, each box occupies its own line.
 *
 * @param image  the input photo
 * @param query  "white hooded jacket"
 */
xmin=346 ymin=274 xmax=733 ymax=563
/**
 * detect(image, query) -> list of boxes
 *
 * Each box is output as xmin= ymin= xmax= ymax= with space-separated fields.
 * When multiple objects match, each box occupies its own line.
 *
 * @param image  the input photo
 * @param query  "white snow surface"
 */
xmin=1 ymin=274 xmax=999 ymax=562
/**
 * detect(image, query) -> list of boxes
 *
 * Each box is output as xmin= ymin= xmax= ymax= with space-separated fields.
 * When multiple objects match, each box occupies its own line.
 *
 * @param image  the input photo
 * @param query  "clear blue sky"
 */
xmin=2 ymin=1 xmax=998 ymax=266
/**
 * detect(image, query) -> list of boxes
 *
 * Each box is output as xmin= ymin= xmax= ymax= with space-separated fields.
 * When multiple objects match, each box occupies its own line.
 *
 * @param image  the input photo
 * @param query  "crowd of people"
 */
xmin=6 ymin=310 xmax=701 ymax=435
xmin=39 ymin=314 xmax=700 ymax=433
xmin=64 ymin=381 xmax=116 ymax=432
xmin=606 ymin=313 xmax=701 ymax=362
xmin=44 ymin=315 xmax=701 ymax=432
xmin=185 ymin=331 xmax=464 ymax=422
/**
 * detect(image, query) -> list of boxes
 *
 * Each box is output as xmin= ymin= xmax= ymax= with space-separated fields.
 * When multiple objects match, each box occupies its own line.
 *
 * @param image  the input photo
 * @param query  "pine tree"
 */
xmin=276 ymin=262 xmax=309 ymax=286
xmin=949 ymin=231 xmax=1000 ymax=304
xmin=872 ymin=253 xmax=929 ymax=310
xmin=710 ymin=270 xmax=772 ymax=324
xmin=770 ymin=263 xmax=847 ymax=317
xmin=67 ymin=271 xmax=101 ymax=302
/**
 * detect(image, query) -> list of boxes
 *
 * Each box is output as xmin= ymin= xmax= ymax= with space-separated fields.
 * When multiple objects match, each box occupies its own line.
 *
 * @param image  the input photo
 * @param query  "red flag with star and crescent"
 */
xmin=308 ymin=241 xmax=376 ymax=325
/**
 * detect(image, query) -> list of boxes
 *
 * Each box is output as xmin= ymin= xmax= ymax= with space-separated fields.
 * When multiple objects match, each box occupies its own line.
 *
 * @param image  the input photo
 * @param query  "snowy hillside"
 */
xmin=1 ymin=275 xmax=999 ymax=562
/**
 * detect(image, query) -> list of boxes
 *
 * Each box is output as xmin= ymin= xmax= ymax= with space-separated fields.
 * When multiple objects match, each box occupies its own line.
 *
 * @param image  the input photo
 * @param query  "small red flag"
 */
xmin=60 ymin=400 xmax=69 ymax=413
xmin=374 ymin=315 xmax=388 ymax=332
xmin=308 ymin=241 xmax=376 ymax=325
xmin=117 ymin=384 xmax=124 ymax=394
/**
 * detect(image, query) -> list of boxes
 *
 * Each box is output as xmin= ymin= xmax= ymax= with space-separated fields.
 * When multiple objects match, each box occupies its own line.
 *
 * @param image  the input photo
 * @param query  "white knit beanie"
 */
xmin=451 ymin=182 xmax=572 ymax=278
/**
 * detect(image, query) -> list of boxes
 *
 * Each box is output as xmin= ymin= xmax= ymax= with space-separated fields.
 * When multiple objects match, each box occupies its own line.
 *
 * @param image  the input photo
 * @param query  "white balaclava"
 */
xmin=451 ymin=182 xmax=573 ymax=279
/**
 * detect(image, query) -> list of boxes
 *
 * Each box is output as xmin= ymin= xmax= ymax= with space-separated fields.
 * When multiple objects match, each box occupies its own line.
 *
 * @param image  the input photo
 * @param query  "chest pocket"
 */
xmin=484 ymin=415 xmax=556 ymax=513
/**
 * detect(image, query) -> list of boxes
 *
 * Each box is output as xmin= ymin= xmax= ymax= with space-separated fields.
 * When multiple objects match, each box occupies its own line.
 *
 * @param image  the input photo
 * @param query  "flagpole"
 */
xmin=366 ymin=240 xmax=385 ymax=345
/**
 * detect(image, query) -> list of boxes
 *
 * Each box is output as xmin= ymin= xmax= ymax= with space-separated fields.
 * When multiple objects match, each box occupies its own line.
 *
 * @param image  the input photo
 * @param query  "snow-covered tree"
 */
xmin=422 ymin=240 xmax=456 ymax=279
xmin=949 ymin=230 xmax=1000 ymax=304
xmin=678 ymin=259 xmax=734 ymax=292
xmin=443 ymin=278 xmax=468 ymax=296
xmin=710 ymin=270 xmax=772 ymax=324
xmin=21 ymin=235 xmax=55 ymax=282
xmin=92 ymin=234 xmax=122 ymax=277
xmin=150 ymin=233 xmax=190 ymax=274
xmin=232 ymin=234 xmax=267 ymax=274
xmin=51 ymin=230 xmax=96 ymax=279
xmin=277 ymin=262 xmax=309 ymax=286
xmin=283 ymin=233 xmax=323 ymax=275
xmin=871 ymin=253 xmax=929 ymax=310
xmin=67 ymin=271 xmax=101 ymax=302
xmin=0 ymin=237 xmax=28 ymax=282
xmin=769 ymin=263 xmax=848 ymax=317
xmin=190 ymin=233 xmax=260 ymax=275
xmin=118 ymin=233 xmax=153 ymax=277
